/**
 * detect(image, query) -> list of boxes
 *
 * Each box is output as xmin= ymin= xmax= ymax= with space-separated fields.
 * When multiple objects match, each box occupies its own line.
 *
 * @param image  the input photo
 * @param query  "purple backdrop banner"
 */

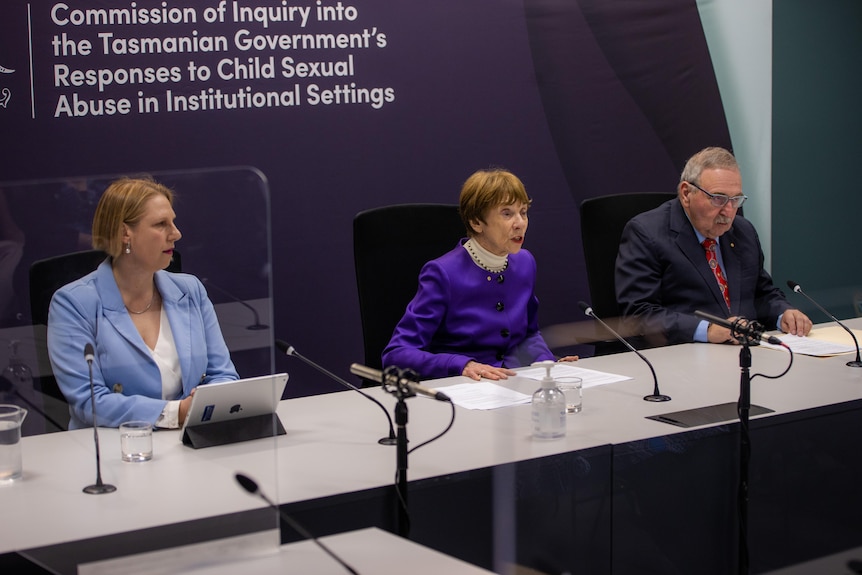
xmin=0 ymin=0 xmax=730 ymax=396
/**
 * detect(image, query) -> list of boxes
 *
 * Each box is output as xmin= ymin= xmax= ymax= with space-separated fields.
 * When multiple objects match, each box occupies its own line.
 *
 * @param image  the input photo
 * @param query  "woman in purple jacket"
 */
xmin=382 ymin=169 xmax=576 ymax=381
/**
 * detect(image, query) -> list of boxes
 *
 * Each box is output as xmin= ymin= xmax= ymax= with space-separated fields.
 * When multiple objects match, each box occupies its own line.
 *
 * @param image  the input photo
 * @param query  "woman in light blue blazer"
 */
xmin=47 ymin=178 xmax=238 ymax=429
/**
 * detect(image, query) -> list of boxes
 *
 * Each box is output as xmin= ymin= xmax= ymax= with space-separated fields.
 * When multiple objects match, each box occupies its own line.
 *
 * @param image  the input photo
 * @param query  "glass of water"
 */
xmin=557 ymin=376 xmax=583 ymax=414
xmin=120 ymin=421 xmax=153 ymax=462
xmin=0 ymin=404 xmax=27 ymax=481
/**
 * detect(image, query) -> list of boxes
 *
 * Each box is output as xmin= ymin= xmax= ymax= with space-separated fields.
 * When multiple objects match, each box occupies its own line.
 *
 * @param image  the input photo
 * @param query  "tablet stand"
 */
xmin=182 ymin=413 xmax=286 ymax=449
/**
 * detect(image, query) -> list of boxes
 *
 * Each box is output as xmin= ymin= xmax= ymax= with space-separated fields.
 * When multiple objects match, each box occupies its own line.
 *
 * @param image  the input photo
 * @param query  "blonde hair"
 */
xmin=459 ymin=169 xmax=531 ymax=237
xmin=92 ymin=177 xmax=174 ymax=259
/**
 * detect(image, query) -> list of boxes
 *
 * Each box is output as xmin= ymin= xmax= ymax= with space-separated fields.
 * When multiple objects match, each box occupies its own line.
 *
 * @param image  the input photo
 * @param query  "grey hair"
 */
xmin=679 ymin=147 xmax=739 ymax=184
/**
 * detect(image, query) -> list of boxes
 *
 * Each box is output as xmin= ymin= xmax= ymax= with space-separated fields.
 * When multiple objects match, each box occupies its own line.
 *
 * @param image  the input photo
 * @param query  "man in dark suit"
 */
xmin=615 ymin=147 xmax=811 ymax=346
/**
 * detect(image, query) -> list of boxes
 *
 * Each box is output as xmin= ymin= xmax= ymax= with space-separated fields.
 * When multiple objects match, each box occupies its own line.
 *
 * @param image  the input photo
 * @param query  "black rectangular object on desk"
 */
xmin=647 ymin=402 xmax=774 ymax=428
xmin=182 ymin=413 xmax=285 ymax=448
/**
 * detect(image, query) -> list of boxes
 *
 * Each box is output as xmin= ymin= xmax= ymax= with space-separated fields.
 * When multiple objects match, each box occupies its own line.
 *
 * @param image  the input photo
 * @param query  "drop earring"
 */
xmin=125 ymin=241 xmax=131 ymax=254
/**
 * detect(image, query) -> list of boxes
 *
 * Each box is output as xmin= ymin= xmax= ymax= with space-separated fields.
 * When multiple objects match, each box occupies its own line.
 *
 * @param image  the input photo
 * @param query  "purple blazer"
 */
xmin=382 ymin=241 xmax=554 ymax=379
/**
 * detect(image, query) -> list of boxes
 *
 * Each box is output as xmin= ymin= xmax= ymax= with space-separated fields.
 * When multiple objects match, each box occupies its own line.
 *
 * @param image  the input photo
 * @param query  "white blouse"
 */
xmin=152 ymin=306 xmax=183 ymax=429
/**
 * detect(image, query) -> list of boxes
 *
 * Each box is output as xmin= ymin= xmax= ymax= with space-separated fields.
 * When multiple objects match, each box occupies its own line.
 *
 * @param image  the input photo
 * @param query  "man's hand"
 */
xmin=781 ymin=309 xmax=812 ymax=336
xmin=707 ymin=318 xmax=737 ymax=344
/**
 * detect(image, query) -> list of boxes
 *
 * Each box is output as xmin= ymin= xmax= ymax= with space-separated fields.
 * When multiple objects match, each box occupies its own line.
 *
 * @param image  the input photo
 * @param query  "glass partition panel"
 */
xmin=0 ymin=168 xmax=281 ymax=574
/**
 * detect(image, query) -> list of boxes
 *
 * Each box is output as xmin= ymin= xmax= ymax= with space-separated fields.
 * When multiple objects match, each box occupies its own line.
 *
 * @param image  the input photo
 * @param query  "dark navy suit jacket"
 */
xmin=615 ymin=199 xmax=791 ymax=345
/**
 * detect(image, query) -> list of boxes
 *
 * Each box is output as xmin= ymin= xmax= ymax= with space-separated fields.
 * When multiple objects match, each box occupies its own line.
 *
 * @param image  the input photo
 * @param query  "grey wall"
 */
xmin=773 ymin=0 xmax=862 ymax=320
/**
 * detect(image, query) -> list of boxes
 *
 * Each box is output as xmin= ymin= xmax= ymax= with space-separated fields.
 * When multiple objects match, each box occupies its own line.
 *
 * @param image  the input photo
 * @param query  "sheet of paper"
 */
xmin=516 ymin=363 xmax=632 ymax=389
xmin=435 ymin=382 xmax=532 ymax=410
xmin=761 ymin=333 xmax=856 ymax=356
xmin=808 ymin=325 xmax=862 ymax=347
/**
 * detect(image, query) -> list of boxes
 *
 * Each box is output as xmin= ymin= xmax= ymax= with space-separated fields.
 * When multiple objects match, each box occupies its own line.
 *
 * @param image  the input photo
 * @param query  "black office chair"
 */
xmin=28 ymin=249 xmax=182 ymax=424
xmin=353 ymin=204 xmax=464 ymax=380
xmin=579 ymin=193 xmax=676 ymax=354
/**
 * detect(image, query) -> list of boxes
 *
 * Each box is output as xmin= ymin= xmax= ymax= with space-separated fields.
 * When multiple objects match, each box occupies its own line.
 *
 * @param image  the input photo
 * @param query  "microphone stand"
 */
xmin=724 ymin=316 xmax=764 ymax=575
xmin=695 ymin=313 xmax=763 ymax=574
xmin=234 ymin=473 xmax=359 ymax=575
xmin=734 ymin=330 xmax=752 ymax=575
xmin=380 ymin=366 xmax=418 ymax=538
xmin=277 ymin=341 xmax=397 ymax=445
xmin=787 ymin=280 xmax=862 ymax=367
xmin=695 ymin=312 xmax=794 ymax=575
xmin=83 ymin=346 xmax=116 ymax=495
xmin=578 ymin=302 xmax=670 ymax=402
xmin=202 ymin=278 xmax=268 ymax=331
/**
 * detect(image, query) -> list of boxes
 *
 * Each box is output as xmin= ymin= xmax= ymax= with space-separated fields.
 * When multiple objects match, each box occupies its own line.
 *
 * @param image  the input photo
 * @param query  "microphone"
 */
xmin=201 ymin=278 xmax=268 ymax=330
xmin=275 ymin=340 xmax=397 ymax=445
xmin=694 ymin=310 xmax=782 ymax=346
xmin=82 ymin=343 xmax=116 ymax=495
xmin=349 ymin=363 xmax=451 ymax=402
xmin=578 ymin=301 xmax=670 ymax=402
xmin=234 ymin=472 xmax=359 ymax=575
xmin=787 ymin=280 xmax=862 ymax=367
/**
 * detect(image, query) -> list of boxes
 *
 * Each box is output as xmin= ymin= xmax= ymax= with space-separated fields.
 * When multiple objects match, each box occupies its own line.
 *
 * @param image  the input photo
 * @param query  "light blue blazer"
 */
xmin=47 ymin=260 xmax=238 ymax=429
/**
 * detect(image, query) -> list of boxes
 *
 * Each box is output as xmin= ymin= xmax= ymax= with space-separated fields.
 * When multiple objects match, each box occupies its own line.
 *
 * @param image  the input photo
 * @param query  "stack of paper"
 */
xmin=437 ymin=364 xmax=632 ymax=410
xmin=762 ymin=325 xmax=860 ymax=356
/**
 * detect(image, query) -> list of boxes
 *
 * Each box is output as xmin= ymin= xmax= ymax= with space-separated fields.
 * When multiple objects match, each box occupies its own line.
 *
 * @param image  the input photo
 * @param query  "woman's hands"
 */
xmin=462 ymin=356 xmax=578 ymax=381
xmin=462 ymin=361 xmax=516 ymax=381
xmin=178 ymin=388 xmax=197 ymax=426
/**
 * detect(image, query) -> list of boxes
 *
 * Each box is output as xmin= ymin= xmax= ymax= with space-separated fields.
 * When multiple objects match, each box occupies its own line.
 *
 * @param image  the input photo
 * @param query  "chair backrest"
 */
xmin=579 ymin=193 xmax=676 ymax=319
xmin=353 ymin=204 xmax=464 ymax=373
xmin=29 ymin=249 xmax=182 ymax=325
xmin=29 ymin=250 xmax=108 ymax=326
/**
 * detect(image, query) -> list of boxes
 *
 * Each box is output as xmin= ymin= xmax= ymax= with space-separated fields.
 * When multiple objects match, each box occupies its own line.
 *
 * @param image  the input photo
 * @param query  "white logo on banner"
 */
xmin=0 ymin=64 xmax=13 ymax=108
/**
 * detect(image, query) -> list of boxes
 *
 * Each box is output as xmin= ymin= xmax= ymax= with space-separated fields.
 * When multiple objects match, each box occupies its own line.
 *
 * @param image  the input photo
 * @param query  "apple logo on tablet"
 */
xmin=229 ymin=404 xmax=242 ymax=414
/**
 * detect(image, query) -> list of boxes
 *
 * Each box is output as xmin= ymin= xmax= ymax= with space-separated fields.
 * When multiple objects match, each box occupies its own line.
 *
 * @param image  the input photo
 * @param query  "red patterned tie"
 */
xmin=703 ymin=238 xmax=730 ymax=310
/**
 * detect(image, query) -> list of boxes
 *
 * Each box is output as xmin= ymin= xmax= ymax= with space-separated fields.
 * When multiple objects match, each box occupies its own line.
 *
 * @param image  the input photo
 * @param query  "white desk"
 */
xmin=760 ymin=546 xmax=862 ymax=575
xmin=78 ymin=527 xmax=496 ymax=575
xmin=3 ymin=320 xmax=861 ymax=574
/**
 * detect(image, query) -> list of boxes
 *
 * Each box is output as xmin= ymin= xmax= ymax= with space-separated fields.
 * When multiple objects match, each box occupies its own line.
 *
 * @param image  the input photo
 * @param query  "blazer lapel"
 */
xmin=719 ymin=230 xmax=742 ymax=315
xmin=95 ymin=261 xmax=152 ymax=356
xmin=156 ymin=272 xmax=195 ymax=393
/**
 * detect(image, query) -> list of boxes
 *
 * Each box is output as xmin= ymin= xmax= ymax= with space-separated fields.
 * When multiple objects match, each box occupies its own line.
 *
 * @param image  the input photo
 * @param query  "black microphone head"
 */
xmin=577 ymin=301 xmax=593 ymax=316
xmin=235 ymin=473 xmax=259 ymax=495
xmin=275 ymin=339 xmax=293 ymax=356
xmin=786 ymin=280 xmax=801 ymax=293
xmin=84 ymin=343 xmax=95 ymax=362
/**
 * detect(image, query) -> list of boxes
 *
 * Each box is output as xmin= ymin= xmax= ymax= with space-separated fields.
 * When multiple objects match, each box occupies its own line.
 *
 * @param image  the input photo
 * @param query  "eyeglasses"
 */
xmin=687 ymin=181 xmax=747 ymax=208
